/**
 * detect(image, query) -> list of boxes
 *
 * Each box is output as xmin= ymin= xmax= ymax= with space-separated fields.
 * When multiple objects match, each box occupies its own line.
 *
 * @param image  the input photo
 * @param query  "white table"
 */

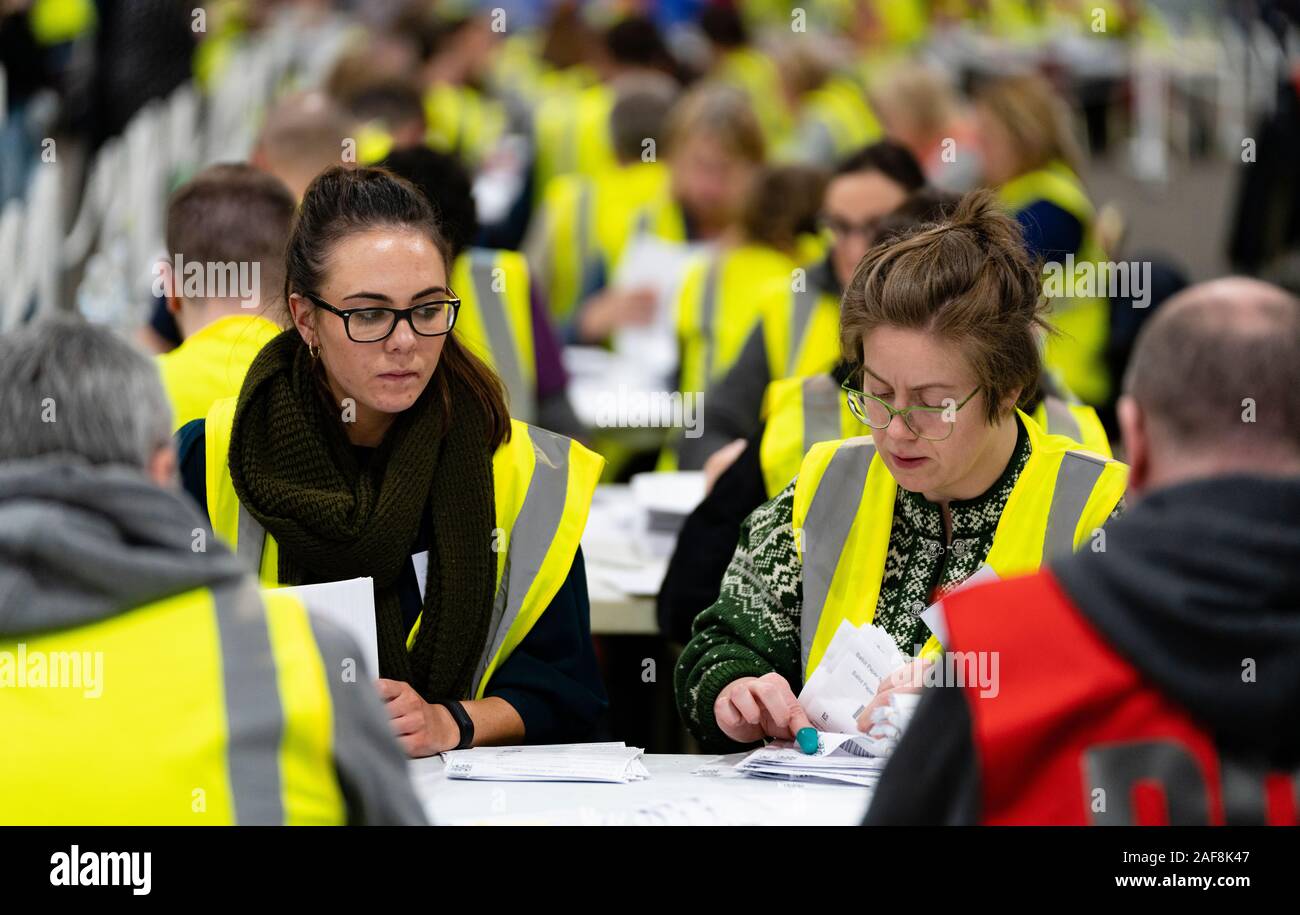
xmin=582 ymin=484 xmax=677 ymax=636
xmin=409 ymin=754 xmax=873 ymax=825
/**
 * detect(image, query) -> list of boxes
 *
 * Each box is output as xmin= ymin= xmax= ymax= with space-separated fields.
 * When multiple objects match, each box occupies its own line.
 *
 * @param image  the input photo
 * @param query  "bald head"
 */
xmin=1121 ymin=277 xmax=1300 ymax=490
xmin=251 ymin=92 xmax=355 ymax=200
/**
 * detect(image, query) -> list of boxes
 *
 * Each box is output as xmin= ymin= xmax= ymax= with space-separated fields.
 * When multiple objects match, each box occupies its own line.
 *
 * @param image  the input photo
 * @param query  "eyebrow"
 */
xmin=341 ymin=286 xmax=449 ymax=304
xmin=862 ymin=364 xmax=955 ymax=393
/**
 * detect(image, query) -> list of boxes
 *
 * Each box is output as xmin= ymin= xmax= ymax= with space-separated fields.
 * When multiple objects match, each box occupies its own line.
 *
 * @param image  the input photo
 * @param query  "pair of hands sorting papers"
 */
xmin=719 ymin=622 xmax=927 ymax=787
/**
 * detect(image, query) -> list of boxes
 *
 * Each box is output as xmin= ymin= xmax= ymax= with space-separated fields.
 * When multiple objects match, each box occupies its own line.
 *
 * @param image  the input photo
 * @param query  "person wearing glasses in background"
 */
xmin=677 ymin=141 xmax=926 ymax=471
xmin=176 ymin=166 xmax=609 ymax=757
xmin=674 ymin=191 xmax=1128 ymax=750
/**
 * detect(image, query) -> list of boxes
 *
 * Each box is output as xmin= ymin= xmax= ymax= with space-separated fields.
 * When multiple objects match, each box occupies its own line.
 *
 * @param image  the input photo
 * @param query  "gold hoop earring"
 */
xmin=309 ymin=343 xmax=320 ymax=360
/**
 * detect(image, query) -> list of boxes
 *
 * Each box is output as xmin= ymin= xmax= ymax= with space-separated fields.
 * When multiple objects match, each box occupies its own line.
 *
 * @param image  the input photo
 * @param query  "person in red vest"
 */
xmin=866 ymin=277 xmax=1300 ymax=825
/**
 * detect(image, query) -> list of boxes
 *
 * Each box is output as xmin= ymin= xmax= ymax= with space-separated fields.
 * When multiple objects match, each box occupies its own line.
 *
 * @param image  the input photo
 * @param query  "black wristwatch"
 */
xmin=439 ymin=700 xmax=474 ymax=750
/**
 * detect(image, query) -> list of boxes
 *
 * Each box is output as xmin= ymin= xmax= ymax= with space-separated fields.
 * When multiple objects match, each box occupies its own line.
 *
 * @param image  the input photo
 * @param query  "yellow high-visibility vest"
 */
xmin=675 ymin=244 xmax=805 ymax=399
xmin=791 ymin=409 xmax=1127 ymax=674
xmin=425 ymin=82 xmax=506 ymax=169
xmin=451 ymin=248 xmax=538 ymax=423
xmin=760 ymin=373 xmax=1113 ymax=499
xmin=1 ymin=583 xmax=346 ymax=824
xmin=998 ymin=160 xmax=1111 ymax=407
xmin=204 ymin=402 xmax=604 ymax=700
xmin=157 ymin=314 xmax=281 ymax=432
xmin=718 ymin=46 xmax=791 ymax=148
xmin=28 ymin=0 xmax=95 ymax=46
xmin=760 ymin=282 xmax=842 ymax=383
xmin=1030 ymin=395 xmax=1111 ymax=458
xmin=793 ymin=75 xmax=883 ymax=162
xmin=655 ymin=243 xmax=806 ymax=471
xmin=533 ymin=83 xmax=616 ymax=199
xmin=533 ymin=161 xmax=672 ymax=324
xmin=868 ymin=0 xmax=929 ymax=47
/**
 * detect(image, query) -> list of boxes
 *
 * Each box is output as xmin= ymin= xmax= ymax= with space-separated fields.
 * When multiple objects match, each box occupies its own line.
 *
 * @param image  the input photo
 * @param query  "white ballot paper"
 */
xmin=267 ymin=578 xmax=378 ymax=679
xmin=442 ymin=742 xmax=650 ymax=784
xmin=609 ymin=234 xmax=700 ymax=378
xmin=798 ymin=621 xmax=907 ymax=735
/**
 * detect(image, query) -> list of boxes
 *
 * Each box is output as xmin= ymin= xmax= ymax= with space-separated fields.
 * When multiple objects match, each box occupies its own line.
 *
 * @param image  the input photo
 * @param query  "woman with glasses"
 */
xmin=674 ymin=190 xmax=1128 ymax=750
xmin=176 ymin=166 xmax=608 ymax=757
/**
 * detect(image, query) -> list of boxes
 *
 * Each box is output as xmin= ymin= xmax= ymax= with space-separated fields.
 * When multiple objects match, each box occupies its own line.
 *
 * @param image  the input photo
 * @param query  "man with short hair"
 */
xmin=865 ymin=277 xmax=1300 ymax=825
xmin=154 ymin=163 xmax=297 ymax=430
xmin=140 ymin=92 xmax=354 ymax=356
xmin=0 ymin=317 xmax=426 ymax=825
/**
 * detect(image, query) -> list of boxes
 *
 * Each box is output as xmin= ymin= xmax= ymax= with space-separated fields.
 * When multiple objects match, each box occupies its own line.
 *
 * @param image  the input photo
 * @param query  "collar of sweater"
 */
xmin=895 ymin=417 xmax=1031 ymax=543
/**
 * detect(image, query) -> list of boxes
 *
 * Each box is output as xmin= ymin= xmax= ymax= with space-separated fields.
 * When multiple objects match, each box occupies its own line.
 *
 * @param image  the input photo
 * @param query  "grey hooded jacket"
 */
xmin=0 ymin=457 xmax=428 ymax=826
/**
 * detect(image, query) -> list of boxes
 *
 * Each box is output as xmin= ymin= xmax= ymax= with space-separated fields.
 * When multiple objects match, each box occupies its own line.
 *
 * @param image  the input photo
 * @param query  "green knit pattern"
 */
xmin=674 ymin=419 xmax=1109 ymax=748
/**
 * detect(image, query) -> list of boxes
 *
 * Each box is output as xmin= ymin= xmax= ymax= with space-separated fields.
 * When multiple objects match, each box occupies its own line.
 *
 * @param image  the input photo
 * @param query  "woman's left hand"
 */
xmin=376 ymin=678 xmax=458 ymax=758
xmin=856 ymin=658 xmax=931 ymax=731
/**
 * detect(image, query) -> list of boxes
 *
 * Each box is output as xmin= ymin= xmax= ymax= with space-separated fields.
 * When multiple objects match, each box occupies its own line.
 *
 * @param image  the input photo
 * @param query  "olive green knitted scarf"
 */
xmin=226 ymin=330 xmax=496 ymax=703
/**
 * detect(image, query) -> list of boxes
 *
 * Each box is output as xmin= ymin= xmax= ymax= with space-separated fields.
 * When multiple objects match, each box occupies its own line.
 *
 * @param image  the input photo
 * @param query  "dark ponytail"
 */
xmin=285 ymin=165 xmax=511 ymax=448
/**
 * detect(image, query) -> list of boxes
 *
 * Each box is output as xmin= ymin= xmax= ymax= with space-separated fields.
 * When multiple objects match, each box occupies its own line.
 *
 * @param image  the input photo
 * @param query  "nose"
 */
xmin=838 ymin=238 xmax=869 ymax=274
xmin=385 ymin=314 xmax=418 ymax=352
xmin=885 ymin=412 xmax=918 ymax=443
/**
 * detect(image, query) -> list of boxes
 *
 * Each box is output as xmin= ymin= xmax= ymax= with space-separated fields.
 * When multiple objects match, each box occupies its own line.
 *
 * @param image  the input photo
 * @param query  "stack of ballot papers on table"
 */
xmin=441 ymin=743 xmax=650 ymax=783
xmin=732 ymin=733 xmax=892 ymax=787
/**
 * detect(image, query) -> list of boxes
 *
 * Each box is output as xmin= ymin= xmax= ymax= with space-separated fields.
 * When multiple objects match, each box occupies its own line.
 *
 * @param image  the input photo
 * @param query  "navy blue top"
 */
xmin=176 ymin=419 xmax=608 ymax=744
xmin=1016 ymin=199 xmax=1085 ymax=265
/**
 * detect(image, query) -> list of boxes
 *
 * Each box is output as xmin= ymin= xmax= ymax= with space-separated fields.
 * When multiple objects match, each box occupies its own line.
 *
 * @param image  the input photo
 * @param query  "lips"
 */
xmin=377 ymin=370 xmax=418 ymax=381
xmin=888 ymin=453 xmax=929 ymax=470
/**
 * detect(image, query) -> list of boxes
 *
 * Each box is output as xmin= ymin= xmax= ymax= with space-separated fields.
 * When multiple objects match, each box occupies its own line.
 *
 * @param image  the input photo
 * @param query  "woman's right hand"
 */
xmin=576 ymin=287 xmax=657 ymax=343
xmin=714 ymin=672 xmax=813 ymax=744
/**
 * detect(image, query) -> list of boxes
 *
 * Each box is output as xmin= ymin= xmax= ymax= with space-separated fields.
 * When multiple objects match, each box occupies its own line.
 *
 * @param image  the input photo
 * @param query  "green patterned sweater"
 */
xmin=674 ymin=418 xmax=1119 ymax=748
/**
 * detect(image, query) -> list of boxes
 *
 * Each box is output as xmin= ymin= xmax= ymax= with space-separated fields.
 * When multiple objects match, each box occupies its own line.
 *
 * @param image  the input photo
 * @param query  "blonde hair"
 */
xmin=664 ymin=82 xmax=765 ymax=164
xmin=975 ymin=74 xmax=1083 ymax=176
xmin=873 ymin=63 xmax=958 ymax=139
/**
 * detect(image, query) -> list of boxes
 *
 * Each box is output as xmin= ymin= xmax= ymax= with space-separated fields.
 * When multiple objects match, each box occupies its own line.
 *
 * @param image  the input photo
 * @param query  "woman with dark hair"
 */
xmin=674 ymin=191 xmax=1128 ymax=751
xmin=177 ymin=166 xmax=608 ymax=756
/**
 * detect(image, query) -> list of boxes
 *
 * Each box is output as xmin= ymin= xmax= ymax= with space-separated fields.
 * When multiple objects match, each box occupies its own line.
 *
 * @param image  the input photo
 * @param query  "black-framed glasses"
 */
xmin=841 ymin=378 xmax=979 ymax=442
xmin=304 ymin=291 xmax=460 ymax=343
xmin=818 ymin=213 xmax=883 ymax=242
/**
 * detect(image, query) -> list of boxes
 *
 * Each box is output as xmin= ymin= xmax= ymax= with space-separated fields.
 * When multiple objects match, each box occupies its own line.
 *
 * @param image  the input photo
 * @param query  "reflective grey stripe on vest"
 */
xmin=469 ymin=249 xmax=534 ymax=423
xmin=470 ymin=427 xmax=570 ymax=696
xmin=800 ymin=373 xmax=842 ymax=452
xmin=1042 ymin=396 xmax=1081 ymax=441
xmin=236 ymin=502 xmax=267 ymax=574
xmin=787 ymin=286 xmax=820 ymax=376
xmin=632 ymin=206 xmax=651 ymax=238
xmin=799 ymin=439 xmax=875 ymax=674
xmin=696 ymin=255 xmax=723 ymax=387
xmin=1041 ymin=451 xmax=1109 ymax=563
xmin=212 ymin=581 xmax=285 ymax=824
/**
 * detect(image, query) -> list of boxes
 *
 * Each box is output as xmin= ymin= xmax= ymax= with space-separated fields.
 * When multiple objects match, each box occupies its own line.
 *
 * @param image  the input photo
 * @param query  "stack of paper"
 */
xmin=733 ymin=733 xmax=891 ymax=787
xmin=798 ymin=620 xmax=907 ymax=734
xmin=441 ymin=743 xmax=650 ymax=784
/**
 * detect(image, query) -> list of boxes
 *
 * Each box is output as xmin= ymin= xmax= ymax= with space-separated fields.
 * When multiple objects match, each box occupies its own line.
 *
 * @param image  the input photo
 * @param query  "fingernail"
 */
xmin=796 ymin=727 xmax=819 ymax=754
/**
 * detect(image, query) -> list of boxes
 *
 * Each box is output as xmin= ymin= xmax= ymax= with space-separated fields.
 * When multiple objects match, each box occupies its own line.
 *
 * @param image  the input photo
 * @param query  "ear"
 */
xmin=287 ymin=293 xmax=317 ymax=347
xmin=1117 ymin=395 xmax=1149 ymax=496
xmin=1002 ymin=385 xmax=1023 ymax=418
xmin=156 ymin=260 xmax=182 ymax=315
xmin=147 ymin=443 xmax=178 ymax=488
